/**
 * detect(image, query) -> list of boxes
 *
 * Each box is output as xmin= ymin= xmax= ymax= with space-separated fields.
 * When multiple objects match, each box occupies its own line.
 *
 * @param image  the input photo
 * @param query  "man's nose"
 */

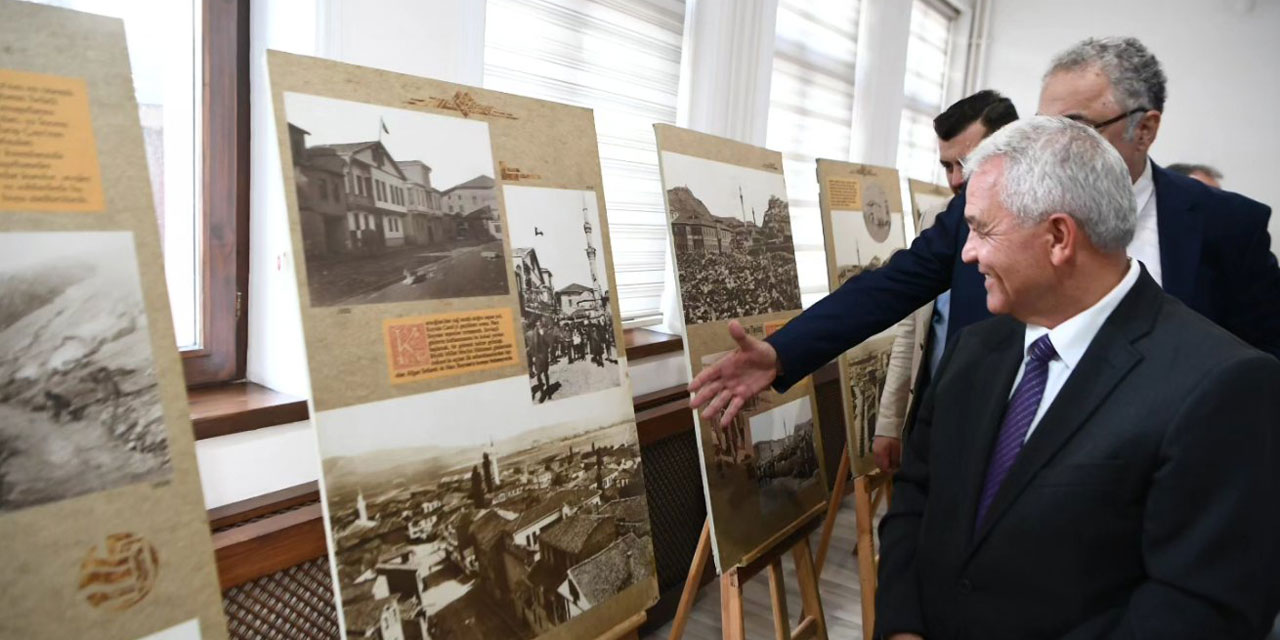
xmin=961 ymin=233 xmax=978 ymax=264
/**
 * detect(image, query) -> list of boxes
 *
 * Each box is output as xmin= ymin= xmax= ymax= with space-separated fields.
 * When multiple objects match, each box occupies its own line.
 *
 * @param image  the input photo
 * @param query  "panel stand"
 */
xmin=668 ymin=516 xmax=829 ymax=640
xmin=810 ymin=448 xmax=893 ymax=635
xmin=600 ymin=611 xmax=647 ymax=640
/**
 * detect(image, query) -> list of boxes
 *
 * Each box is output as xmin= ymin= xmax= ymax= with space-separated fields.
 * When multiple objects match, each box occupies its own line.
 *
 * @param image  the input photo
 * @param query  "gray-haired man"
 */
xmin=876 ymin=116 xmax=1280 ymax=640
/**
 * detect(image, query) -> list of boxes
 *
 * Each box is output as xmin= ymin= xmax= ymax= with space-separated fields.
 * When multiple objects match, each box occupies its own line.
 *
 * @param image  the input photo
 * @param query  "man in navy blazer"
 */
xmin=689 ymin=36 xmax=1279 ymax=423
xmin=875 ymin=114 xmax=1280 ymax=640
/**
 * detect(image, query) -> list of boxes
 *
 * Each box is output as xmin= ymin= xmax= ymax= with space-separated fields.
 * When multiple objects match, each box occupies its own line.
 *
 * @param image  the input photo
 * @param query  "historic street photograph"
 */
xmin=283 ymin=92 xmax=508 ymax=307
xmin=505 ymin=185 xmax=622 ymax=405
xmin=748 ymin=397 xmax=821 ymax=497
xmin=843 ymin=334 xmax=896 ymax=462
xmin=660 ymin=151 xmax=803 ymax=325
xmin=315 ymin=377 xmax=653 ymax=639
xmin=0 ymin=232 xmax=172 ymax=514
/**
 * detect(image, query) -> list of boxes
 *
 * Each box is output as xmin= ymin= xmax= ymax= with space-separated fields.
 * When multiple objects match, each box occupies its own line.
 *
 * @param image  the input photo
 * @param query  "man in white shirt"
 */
xmin=876 ymin=116 xmax=1280 ymax=640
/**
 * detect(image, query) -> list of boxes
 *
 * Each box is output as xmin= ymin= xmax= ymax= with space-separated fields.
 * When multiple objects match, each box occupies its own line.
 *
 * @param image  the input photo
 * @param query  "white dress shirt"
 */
xmin=1009 ymin=260 xmax=1142 ymax=441
xmin=1127 ymin=158 xmax=1161 ymax=286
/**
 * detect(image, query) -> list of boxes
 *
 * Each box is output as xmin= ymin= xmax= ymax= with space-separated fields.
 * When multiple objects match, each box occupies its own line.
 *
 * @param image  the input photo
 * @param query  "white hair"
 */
xmin=963 ymin=116 xmax=1136 ymax=252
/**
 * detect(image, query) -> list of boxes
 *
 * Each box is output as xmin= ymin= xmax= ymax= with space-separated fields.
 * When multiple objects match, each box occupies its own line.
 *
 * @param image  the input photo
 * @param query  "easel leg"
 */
xmin=813 ymin=448 xmax=850 ymax=578
xmin=721 ymin=569 xmax=745 ymax=640
xmin=792 ymin=537 xmax=829 ymax=640
xmin=854 ymin=476 xmax=877 ymax=636
xmin=767 ymin=559 xmax=790 ymax=640
xmin=669 ymin=519 xmax=712 ymax=640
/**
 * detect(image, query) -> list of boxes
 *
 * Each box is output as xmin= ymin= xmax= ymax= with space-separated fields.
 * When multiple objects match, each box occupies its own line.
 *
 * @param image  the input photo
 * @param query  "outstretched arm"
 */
xmin=766 ymin=195 xmax=966 ymax=392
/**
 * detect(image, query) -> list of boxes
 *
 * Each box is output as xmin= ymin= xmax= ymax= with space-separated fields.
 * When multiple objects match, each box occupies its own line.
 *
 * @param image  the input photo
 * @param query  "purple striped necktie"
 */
xmin=975 ymin=334 xmax=1058 ymax=530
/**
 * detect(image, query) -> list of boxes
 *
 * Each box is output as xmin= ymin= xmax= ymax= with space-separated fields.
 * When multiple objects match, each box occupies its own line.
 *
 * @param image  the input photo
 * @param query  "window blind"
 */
xmin=896 ymin=0 xmax=957 ymax=185
xmin=484 ymin=0 xmax=685 ymax=323
xmin=766 ymin=0 xmax=862 ymax=308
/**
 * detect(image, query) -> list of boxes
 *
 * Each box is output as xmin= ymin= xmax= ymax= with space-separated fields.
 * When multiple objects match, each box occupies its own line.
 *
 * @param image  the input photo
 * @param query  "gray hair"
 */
xmin=1045 ymin=37 xmax=1166 ymax=140
xmin=963 ymin=116 xmax=1136 ymax=252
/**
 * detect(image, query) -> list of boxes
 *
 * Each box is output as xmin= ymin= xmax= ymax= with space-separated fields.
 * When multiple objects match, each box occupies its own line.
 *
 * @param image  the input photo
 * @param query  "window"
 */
xmin=485 ymin=0 xmax=686 ymax=324
xmin=896 ymin=0 xmax=957 ymax=185
xmin=30 ymin=0 xmax=249 ymax=385
xmin=766 ymin=0 xmax=862 ymax=308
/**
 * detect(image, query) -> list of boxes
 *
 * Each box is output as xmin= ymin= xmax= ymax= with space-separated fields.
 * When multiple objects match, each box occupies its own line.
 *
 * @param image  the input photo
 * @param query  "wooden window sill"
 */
xmin=623 ymin=327 xmax=683 ymax=360
xmin=189 ymin=381 xmax=309 ymax=440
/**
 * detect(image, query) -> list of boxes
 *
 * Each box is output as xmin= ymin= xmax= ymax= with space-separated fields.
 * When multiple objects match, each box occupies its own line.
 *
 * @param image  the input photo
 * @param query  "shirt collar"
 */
xmin=1024 ymin=259 xmax=1143 ymax=370
xmin=1133 ymin=157 xmax=1155 ymax=214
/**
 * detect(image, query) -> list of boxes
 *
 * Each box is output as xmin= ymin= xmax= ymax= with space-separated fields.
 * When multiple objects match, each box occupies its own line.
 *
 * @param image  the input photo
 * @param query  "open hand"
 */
xmin=688 ymin=320 xmax=779 ymax=425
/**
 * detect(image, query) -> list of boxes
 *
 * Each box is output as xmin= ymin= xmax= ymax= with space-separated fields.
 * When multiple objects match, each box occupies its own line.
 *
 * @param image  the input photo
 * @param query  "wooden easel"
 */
xmin=668 ymin=510 xmax=829 ymax=640
xmin=600 ymin=611 xmax=648 ymax=640
xmin=810 ymin=448 xmax=893 ymax=633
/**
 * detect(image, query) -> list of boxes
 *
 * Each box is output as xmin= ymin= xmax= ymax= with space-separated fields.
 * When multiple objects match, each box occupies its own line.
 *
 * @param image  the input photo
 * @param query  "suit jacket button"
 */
xmin=958 ymin=579 xmax=973 ymax=593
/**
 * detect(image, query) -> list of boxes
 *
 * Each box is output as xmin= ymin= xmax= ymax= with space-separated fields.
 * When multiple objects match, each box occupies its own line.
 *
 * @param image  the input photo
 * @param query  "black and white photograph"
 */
xmin=283 ymin=92 xmax=508 ymax=307
xmin=660 ymin=151 xmax=803 ymax=325
xmin=0 ymin=231 xmax=172 ymax=514
xmin=831 ymin=178 xmax=906 ymax=286
xmin=843 ymin=334 xmax=896 ymax=460
xmin=505 ymin=185 xmax=622 ymax=405
xmin=747 ymin=397 xmax=821 ymax=495
xmin=315 ymin=377 xmax=654 ymax=639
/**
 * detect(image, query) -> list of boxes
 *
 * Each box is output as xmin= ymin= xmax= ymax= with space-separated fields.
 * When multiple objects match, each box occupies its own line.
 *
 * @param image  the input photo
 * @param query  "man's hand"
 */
xmin=888 ymin=634 xmax=924 ymax=640
xmin=873 ymin=436 xmax=903 ymax=473
xmin=688 ymin=320 xmax=779 ymax=425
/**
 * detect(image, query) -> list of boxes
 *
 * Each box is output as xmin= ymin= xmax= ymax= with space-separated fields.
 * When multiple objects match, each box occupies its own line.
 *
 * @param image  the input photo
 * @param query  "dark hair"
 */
xmin=933 ymin=90 xmax=1019 ymax=141
xmin=1166 ymin=163 xmax=1222 ymax=180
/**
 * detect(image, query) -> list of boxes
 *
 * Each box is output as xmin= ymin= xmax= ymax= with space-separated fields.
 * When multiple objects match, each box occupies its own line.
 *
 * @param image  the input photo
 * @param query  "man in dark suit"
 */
xmin=688 ymin=36 xmax=1279 ymax=425
xmin=874 ymin=115 xmax=1280 ymax=640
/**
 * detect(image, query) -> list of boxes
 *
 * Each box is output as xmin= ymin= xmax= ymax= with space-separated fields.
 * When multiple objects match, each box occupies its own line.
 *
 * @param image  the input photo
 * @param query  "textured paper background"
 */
xmin=269 ymin=51 xmax=637 ymax=414
xmin=654 ymin=124 xmax=828 ymax=572
xmin=907 ymin=178 xmax=952 ymax=233
xmin=268 ymin=51 xmax=656 ymax=640
xmin=0 ymin=3 xmax=228 ymax=638
xmin=816 ymin=160 xmax=909 ymax=477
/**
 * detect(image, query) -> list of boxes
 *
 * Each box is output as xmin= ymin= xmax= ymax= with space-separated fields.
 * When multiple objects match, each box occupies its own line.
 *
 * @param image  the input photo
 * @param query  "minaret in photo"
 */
xmin=583 ymin=193 xmax=603 ymax=302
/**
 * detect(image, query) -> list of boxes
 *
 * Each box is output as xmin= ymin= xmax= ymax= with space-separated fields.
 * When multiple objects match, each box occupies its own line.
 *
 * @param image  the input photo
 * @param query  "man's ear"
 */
xmin=1047 ymin=213 xmax=1076 ymax=266
xmin=1134 ymin=110 xmax=1161 ymax=151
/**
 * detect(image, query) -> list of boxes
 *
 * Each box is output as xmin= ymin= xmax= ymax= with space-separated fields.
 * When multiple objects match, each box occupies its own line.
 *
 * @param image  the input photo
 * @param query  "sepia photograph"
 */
xmin=314 ymin=377 xmax=654 ymax=640
xmin=283 ymin=92 xmax=508 ymax=307
xmin=505 ymin=185 xmax=622 ymax=405
xmin=660 ymin=151 xmax=802 ymax=325
xmin=0 ymin=232 xmax=172 ymax=515
xmin=843 ymin=334 xmax=896 ymax=461
xmin=908 ymin=179 xmax=953 ymax=234
xmin=748 ymin=397 xmax=820 ymax=497
xmin=696 ymin=348 xmax=825 ymax=555
xmin=830 ymin=179 xmax=906 ymax=286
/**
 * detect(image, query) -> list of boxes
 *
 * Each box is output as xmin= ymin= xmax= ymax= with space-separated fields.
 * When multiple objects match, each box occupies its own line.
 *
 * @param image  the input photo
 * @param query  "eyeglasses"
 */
xmin=1065 ymin=107 xmax=1150 ymax=131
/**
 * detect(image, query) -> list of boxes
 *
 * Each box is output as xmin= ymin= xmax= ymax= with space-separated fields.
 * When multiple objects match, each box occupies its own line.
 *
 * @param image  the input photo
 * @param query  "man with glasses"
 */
xmin=691 ymin=36 xmax=1279 ymax=430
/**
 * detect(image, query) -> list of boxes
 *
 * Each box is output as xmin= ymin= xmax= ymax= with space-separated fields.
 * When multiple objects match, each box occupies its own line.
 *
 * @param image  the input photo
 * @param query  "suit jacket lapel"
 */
xmin=966 ymin=273 xmax=1163 ymax=558
xmin=1153 ymin=162 xmax=1202 ymax=305
xmin=955 ymin=319 xmax=1025 ymax=550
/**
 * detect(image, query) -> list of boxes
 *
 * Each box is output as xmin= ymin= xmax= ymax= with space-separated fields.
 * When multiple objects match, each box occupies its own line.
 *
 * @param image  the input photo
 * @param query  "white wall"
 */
xmin=981 ymin=0 xmax=1280 ymax=255
xmin=196 ymin=421 xmax=321 ymax=509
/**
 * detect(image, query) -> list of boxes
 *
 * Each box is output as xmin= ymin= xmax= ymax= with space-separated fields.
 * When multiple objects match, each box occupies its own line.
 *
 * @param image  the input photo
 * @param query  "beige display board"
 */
xmin=267 ymin=51 xmax=657 ymax=640
xmin=907 ymin=178 xmax=953 ymax=236
xmin=0 ymin=3 xmax=228 ymax=639
xmin=654 ymin=124 xmax=828 ymax=572
xmin=816 ymin=160 xmax=910 ymax=477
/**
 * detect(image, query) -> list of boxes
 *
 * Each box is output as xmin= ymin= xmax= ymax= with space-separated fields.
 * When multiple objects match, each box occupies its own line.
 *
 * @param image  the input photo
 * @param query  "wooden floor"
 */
xmin=645 ymin=492 xmax=883 ymax=640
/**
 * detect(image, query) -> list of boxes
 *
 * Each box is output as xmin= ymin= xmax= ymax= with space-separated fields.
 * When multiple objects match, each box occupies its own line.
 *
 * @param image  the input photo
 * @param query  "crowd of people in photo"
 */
xmin=526 ymin=314 xmax=617 ymax=403
xmin=677 ymin=250 xmax=802 ymax=324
